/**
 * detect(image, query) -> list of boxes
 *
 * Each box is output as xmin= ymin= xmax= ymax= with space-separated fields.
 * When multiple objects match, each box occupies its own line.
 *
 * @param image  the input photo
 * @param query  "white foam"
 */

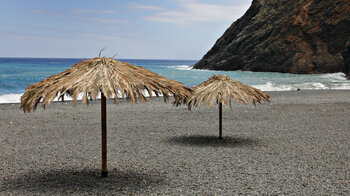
xmin=331 ymin=83 xmax=350 ymax=90
xmin=1 ymin=79 xmax=350 ymax=104
xmin=310 ymin=82 xmax=328 ymax=89
xmin=0 ymin=93 xmax=78 ymax=104
xmin=0 ymin=90 xmax=163 ymax=104
xmin=168 ymin=65 xmax=193 ymax=70
xmin=253 ymin=81 xmax=350 ymax=91
xmin=320 ymin=72 xmax=348 ymax=82
xmin=252 ymin=82 xmax=294 ymax=91
xmin=166 ymin=64 xmax=214 ymax=72
xmin=0 ymin=93 xmax=22 ymax=103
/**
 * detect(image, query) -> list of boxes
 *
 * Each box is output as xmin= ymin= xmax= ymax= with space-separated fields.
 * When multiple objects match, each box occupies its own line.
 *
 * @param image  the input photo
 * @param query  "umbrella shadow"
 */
xmin=1 ymin=168 xmax=165 ymax=194
xmin=165 ymin=135 xmax=261 ymax=148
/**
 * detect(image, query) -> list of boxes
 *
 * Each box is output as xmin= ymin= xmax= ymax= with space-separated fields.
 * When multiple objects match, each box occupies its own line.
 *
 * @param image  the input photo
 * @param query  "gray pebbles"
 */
xmin=0 ymin=90 xmax=349 ymax=195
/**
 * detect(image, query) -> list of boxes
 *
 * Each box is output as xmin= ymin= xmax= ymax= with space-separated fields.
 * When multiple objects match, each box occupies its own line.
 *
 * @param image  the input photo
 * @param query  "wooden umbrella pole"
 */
xmin=219 ymin=102 xmax=223 ymax=139
xmin=101 ymin=92 xmax=108 ymax=177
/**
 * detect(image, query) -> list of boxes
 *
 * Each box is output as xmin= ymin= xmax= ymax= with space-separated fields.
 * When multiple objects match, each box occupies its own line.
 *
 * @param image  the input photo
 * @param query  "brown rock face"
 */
xmin=193 ymin=0 xmax=350 ymax=77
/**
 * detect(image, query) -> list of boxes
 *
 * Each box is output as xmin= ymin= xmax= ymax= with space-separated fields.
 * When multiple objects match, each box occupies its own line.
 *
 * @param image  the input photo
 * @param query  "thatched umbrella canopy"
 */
xmin=187 ymin=75 xmax=270 ymax=139
xmin=21 ymin=56 xmax=191 ymax=177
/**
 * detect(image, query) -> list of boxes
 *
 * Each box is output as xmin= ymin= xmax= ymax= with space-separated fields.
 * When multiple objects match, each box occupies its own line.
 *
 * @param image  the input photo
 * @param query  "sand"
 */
xmin=0 ymin=90 xmax=349 ymax=195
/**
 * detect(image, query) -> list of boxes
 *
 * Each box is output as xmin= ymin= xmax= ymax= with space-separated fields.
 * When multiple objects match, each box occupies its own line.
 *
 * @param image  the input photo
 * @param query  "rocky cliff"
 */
xmin=193 ymin=0 xmax=350 ymax=77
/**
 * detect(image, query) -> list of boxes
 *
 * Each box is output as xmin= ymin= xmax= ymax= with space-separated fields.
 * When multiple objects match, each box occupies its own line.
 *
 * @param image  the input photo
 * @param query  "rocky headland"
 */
xmin=194 ymin=0 xmax=350 ymax=78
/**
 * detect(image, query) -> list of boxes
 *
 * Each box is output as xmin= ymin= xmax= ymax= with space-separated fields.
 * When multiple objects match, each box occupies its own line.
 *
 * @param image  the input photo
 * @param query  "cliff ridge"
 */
xmin=193 ymin=0 xmax=350 ymax=77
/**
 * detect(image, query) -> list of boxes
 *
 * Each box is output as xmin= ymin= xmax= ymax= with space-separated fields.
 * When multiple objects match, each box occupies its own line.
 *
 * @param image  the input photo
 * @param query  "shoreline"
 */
xmin=1 ymin=89 xmax=350 ymax=106
xmin=1 ymin=90 xmax=350 ymax=194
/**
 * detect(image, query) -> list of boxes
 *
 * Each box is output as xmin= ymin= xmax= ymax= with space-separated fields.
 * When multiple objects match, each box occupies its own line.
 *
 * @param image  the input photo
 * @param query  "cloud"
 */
xmin=29 ymin=9 xmax=64 ymax=16
xmin=29 ymin=9 xmax=46 ymax=13
xmin=29 ymin=8 xmax=125 ymax=24
xmin=89 ymin=17 xmax=128 ymax=24
xmin=29 ymin=8 xmax=117 ymax=16
xmin=141 ymin=0 xmax=250 ymax=25
xmin=72 ymin=9 xmax=117 ymax=14
xmin=131 ymin=3 xmax=164 ymax=11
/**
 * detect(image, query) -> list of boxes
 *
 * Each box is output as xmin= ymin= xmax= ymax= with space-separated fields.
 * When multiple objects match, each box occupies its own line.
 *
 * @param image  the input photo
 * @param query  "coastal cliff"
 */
xmin=193 ymin=0 xmax=350 ymax=77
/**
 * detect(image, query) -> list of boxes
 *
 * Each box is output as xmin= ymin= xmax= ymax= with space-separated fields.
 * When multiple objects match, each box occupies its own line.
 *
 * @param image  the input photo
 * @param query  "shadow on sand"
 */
xmin=165 ymin=135 xmax=261 ymax=148
xmin=1 ymin=168 xmax=165 ymax=194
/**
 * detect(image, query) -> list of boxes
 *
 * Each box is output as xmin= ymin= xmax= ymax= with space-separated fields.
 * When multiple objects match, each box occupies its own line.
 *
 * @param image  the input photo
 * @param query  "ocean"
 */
xmin=1 ymin=57 xmax=349 ymax=103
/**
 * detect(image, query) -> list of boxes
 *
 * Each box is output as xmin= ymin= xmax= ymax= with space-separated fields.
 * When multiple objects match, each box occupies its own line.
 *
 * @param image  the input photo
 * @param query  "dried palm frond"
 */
xmin=187 ymin=75 xmax=270 ymax=109
xmin=21 ymin=57 xmax=191 ymax=112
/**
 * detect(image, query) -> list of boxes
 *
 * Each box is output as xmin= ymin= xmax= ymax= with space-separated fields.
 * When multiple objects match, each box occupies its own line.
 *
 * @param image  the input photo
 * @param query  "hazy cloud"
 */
xmin=29 ymin=8 xmax=125 ymax=24
xmin=142 ymin=0 xmax=250 ymax=25
xmin=29 ymin=9 xmax=46 ymax=13
xmin=72 ymin=9 xmax=117 ymax=14
xmin=89 ymin=17 xmax=128 ymax=24
xmin=131 ymin=3 xmax=165 ymax=11
xmin=29 ymin=8 xmax=117 ymax=16
xmin=29 ymin=9 xmax=64 ymax=16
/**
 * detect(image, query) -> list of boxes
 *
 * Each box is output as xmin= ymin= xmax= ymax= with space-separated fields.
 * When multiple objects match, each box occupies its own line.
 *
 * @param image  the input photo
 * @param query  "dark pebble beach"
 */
xmin=0 ymin=90 xmax=349 ymax=195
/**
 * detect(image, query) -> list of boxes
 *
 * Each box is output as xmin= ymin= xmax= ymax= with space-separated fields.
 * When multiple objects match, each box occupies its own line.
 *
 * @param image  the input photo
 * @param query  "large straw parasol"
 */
xmin=187 ymin=75 xmax=270 ymax=139
xmin=21 ymin=54 xmax=191 ymax=177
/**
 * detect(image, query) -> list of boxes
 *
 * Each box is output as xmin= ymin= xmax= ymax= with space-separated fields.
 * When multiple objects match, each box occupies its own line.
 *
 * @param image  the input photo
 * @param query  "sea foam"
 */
xmin=1 ymin=82 xmax=350 ymax=104
xmin=0 ymin=91 xmax=162 ymax=104
xmin=321 ymin=72 xmax=348 ymax=82
xmin=0 ymin=93 xmax=23 ymax=104
xmin=253 ymin=81 xmax=350 ymax=91
xmin=168 ymin=65 xmax=193 ymax=70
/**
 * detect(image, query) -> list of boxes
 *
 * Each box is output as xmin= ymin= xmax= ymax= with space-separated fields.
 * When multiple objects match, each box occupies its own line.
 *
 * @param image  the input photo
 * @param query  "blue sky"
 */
xmin=0 ymin=0 xmax=251 ymax=59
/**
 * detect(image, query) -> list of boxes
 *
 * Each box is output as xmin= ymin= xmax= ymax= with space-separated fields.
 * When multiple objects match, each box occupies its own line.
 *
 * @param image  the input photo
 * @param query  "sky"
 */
xmin=0 ymin=0 xmax=251 ymax=59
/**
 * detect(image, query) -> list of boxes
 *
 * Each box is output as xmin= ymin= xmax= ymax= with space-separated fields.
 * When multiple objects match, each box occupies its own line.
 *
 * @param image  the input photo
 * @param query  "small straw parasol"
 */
xmin=21 ymin=51 xmax=191 ymax=177
xmin=187 ymin=75 xmax=270 ymax=139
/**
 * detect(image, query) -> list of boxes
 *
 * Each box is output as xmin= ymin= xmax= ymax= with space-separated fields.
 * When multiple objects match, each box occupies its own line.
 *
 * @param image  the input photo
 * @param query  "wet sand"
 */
xmin=0 ymin=90 xmax=349 ymax=195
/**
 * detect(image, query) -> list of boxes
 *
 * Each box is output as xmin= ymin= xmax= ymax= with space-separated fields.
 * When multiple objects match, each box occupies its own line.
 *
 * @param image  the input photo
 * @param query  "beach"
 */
xmin=0 ymin=90 xmax=349 ymax=195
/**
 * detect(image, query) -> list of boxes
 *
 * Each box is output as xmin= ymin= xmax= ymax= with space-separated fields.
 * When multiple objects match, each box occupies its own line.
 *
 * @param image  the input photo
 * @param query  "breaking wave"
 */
xmin=253 ymin=81 xmax=350 ymax=91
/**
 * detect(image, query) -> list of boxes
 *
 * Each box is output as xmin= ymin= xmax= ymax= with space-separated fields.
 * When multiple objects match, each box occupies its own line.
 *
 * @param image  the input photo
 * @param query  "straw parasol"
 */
xmin=21 ymin=53 xmax=191 ymax=177
xmin=187 ymin=75 xmax=270 ymax=139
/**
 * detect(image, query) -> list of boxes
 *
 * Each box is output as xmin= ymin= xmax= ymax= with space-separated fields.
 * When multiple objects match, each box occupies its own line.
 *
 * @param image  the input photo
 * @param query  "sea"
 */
xmin=1 ymin=57 xmax=350 ymax=103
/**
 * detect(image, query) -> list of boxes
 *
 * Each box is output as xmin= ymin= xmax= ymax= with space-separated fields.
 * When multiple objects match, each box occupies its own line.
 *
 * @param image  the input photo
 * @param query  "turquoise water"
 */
xmin=0 ymin=57 xmax=349 ymax=103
